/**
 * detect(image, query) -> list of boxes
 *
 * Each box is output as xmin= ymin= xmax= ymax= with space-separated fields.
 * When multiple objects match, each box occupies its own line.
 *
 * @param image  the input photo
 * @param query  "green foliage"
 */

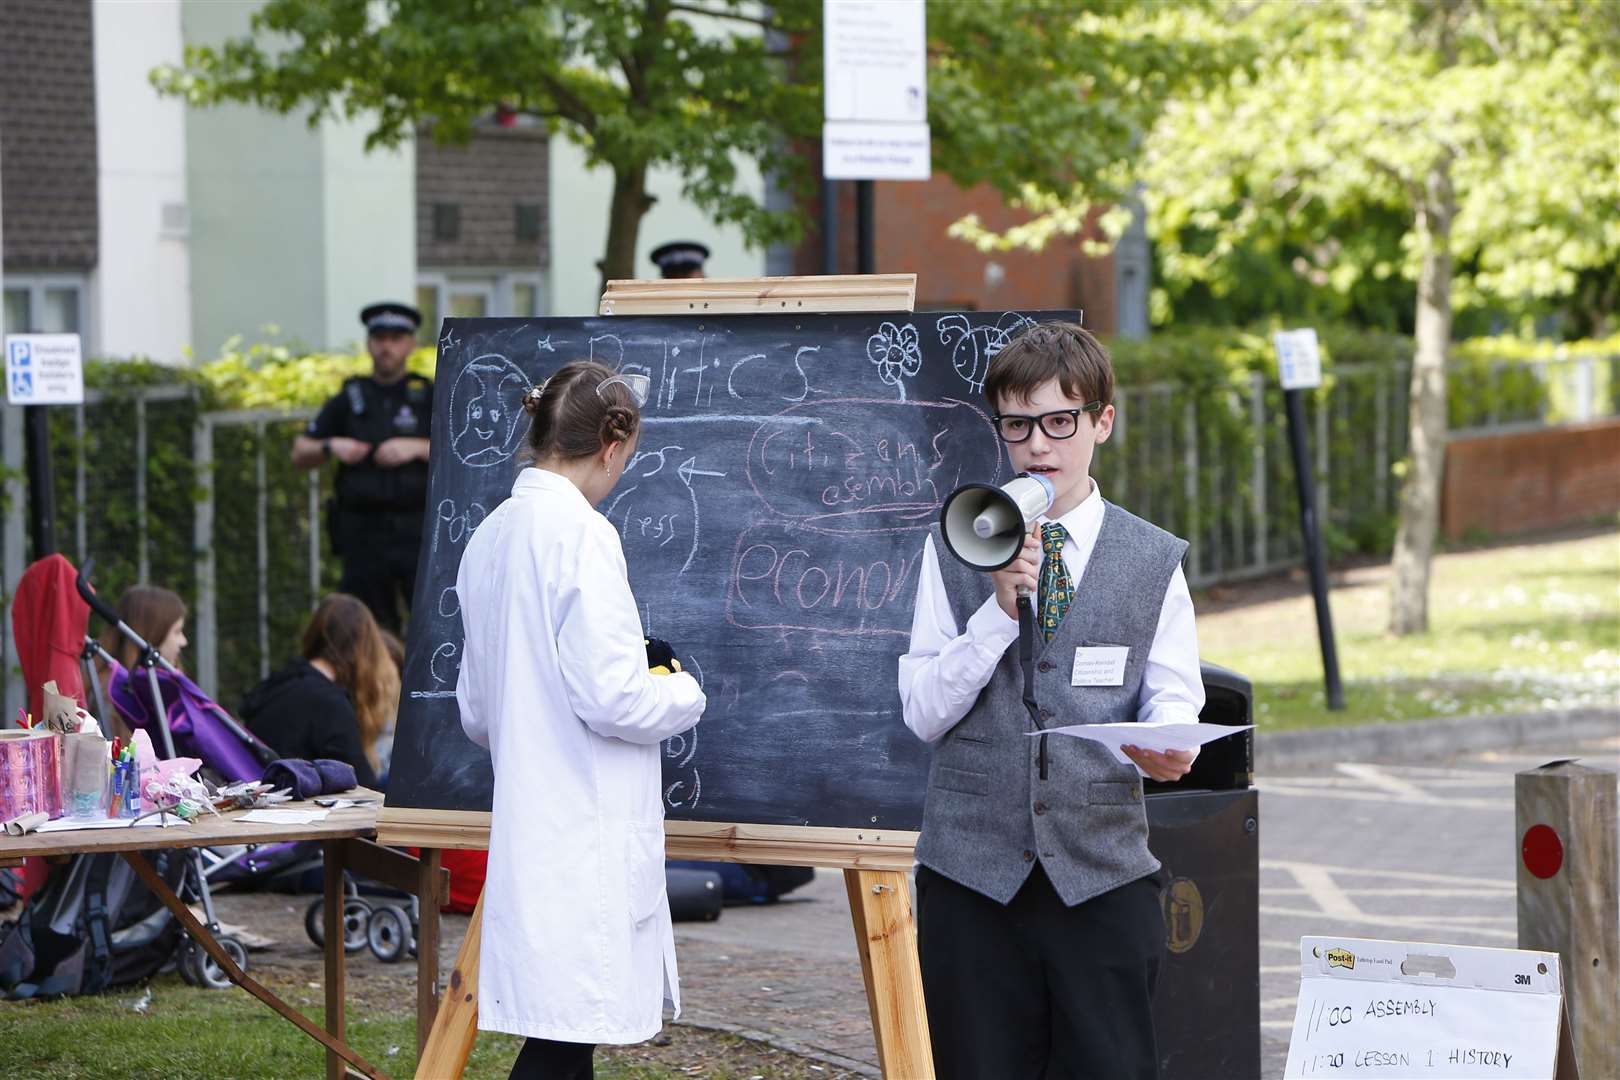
xmin=52 ymin=325 xmax=1610 ymax=704
xmin=152 ymin=0 xmax=1239 ymax=281
xmin=1132 ymin=0 xmax=1620 ymax=329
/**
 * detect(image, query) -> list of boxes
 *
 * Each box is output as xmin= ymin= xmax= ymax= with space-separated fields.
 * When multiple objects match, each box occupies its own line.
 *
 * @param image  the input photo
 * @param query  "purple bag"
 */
xmin=107 ymin=661 xmax=268 ymax=783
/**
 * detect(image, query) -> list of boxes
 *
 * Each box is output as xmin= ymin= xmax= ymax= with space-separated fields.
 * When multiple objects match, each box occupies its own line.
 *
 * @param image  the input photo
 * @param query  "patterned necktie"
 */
xmin=1038 ymin=522 xmax=1074 ymax=642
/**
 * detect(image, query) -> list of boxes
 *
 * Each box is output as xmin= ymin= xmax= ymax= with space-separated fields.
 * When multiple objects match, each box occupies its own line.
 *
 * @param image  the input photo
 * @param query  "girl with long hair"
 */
xmin=95 ymin=585 xmax=189 ymax=740
xmin=240 ymin=593 xmax=399 ymax=787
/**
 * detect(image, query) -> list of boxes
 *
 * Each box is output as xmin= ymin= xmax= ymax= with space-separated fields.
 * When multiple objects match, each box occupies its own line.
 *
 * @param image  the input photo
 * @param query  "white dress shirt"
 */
xmin=898 ymin=481 xmax=1204 ymax=768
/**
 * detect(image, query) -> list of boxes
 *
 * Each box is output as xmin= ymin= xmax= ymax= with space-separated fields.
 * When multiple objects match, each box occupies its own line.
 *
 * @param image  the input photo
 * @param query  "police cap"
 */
xmin=649 ymin=241 xmax=710 ymax=278
xmin=360 ymin=301 xmax=422 ymax=335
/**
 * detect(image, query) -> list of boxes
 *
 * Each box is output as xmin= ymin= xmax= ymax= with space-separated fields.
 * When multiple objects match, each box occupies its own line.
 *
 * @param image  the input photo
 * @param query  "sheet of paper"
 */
xmin=1283 ymin=937 xmax=1564 ymax=1078
xmin=239 ymin=808 xmax=330 ymax=825
xmin=35 ymin=814 xmax=191 ymax=832
xmin=1030 ymin=721 xmax=1253 ymax=764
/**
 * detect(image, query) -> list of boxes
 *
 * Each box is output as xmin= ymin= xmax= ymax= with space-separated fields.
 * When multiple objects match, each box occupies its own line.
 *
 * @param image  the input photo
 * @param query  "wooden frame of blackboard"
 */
xmin=392 ymin=274 xmax=937 ymax=1080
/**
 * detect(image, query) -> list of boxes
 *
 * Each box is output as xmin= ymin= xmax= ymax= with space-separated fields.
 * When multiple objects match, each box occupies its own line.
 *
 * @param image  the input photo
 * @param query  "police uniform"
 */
xmin=649 ymin=240 xmax=709 ymax=279
xmin=307 ymin=303 xmax=433 ymax=632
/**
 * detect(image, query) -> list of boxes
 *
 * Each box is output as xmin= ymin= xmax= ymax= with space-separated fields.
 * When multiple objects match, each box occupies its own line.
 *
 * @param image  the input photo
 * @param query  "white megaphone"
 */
xmin=938 ymin=473 xmax=1056 ymax=573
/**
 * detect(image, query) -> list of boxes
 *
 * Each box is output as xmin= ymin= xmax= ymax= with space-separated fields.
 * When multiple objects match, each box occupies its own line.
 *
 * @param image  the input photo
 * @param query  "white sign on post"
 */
xmin=1275 ymin=328 xmax=1323 ymax=390
xmin=5 ymin=334 xmax=84 ymax=405
xmin=823 ymin=0 xmax=930 ymax=181
xmin=1284 ymin=936 xmax=1579 ymax=1079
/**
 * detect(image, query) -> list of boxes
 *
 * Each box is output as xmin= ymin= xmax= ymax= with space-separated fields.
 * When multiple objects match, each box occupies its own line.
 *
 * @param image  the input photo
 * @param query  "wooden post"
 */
xmin=416 ymin=847 xmax=443 ymax=1055
xmin=415 ymin=891 xmax=484 ymax=1080
xmin=1517 ymin=760 xmax=1619 ymax=1079
xmin=846 ymin=869 xmax=934 ymax=1078
xmin=324 ymin=839 xmax=348 ymax=1080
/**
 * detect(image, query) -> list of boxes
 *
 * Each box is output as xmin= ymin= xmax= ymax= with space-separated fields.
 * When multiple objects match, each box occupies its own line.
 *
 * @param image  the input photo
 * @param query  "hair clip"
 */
xmin=522 ymin=380 xmax=548 ymax=409
xmin=596 ymin=372 xmax=650 ymax=408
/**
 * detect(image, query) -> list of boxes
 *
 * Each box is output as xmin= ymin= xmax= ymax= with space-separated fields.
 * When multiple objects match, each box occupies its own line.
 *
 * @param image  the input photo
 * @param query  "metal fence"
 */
xmin=2 ymin=352 xmax=1614 ymax=718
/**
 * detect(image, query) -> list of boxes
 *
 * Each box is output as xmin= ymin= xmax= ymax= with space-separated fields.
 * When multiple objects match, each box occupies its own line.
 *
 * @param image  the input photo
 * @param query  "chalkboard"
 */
xmin=385 ymin=309 xmax=1073 ymax=830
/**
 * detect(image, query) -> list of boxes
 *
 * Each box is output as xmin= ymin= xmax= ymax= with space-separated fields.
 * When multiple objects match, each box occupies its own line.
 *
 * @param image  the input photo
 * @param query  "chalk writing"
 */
xmin=385 ymin=309 xmax=1069 ymax=830
xmin=448 ymin=354 xmax=529 ymax=466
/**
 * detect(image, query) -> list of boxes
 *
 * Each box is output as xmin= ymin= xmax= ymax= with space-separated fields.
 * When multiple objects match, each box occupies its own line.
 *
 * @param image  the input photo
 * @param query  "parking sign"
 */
xmin=5 ymin=333 xmax=84 ymax=405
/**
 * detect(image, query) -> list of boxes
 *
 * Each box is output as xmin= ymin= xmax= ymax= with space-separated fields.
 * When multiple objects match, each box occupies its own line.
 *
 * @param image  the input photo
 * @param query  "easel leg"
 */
xmin=845 ymin=868 xmax=934 ymax=1079
xmin=325 ymin=840 xmax=348 ymax=1080
xmin=415 ymin=889 xmax=484 ymax=1080
xmin=416 ymin=847 xmax=442 ymax=1055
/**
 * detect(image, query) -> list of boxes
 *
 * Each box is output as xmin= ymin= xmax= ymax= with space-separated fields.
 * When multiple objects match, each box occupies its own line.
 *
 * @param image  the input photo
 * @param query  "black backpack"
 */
xmin=0 ymin=851 xmax=186 ymax=999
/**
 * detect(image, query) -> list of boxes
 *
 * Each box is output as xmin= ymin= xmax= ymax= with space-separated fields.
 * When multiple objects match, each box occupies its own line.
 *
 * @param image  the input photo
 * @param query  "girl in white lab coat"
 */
xmin=454 ymin=360 xmax=706 ymax=1080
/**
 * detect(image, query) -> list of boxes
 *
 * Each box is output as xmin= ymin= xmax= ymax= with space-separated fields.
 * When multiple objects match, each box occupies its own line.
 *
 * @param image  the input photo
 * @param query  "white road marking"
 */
xmin=1334 ymin=762 xmax=1443 ymax=802
xmin=1263 ymin=886 xmax=1512 ymax=898
xmin=1259 ymin=905 xmax=1516 ymax=942
xmin=1262 ymin=860 xmax=1512 ymax=889
xmin=1285 ymin=864 xmax=1363 ymax=919
xmin=1254 ymin=782 xmax=1503 ymax=810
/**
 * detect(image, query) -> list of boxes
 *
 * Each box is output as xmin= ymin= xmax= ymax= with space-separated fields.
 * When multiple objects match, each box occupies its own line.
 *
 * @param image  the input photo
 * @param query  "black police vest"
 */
xmin=331 ymin=374 xmax=432 ymax=515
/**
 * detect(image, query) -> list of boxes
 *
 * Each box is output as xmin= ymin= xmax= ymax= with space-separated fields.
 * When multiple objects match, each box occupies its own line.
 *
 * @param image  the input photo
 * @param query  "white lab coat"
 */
xmin=455 ymin=467 xmax=705 ymax=1043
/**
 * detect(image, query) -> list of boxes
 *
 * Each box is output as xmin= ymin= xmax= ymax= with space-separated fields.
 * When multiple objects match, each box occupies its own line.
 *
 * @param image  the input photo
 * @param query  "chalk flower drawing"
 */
xmin=937 ymin=312 xmax=1036 ymax=393
xmin=866 ymin=321 xmax=923 ymax=392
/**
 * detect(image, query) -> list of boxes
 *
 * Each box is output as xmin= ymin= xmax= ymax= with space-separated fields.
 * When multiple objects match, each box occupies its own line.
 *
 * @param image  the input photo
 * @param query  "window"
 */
xmin=417 ymin=271 xmax=546 ymax=343
xmin=3 ymin=275 xmax=88 ymax=337
xmin=432 ymin=203 xmax=461 ymax=242
xmin=514 ymin=203 xmax=542 ymax=242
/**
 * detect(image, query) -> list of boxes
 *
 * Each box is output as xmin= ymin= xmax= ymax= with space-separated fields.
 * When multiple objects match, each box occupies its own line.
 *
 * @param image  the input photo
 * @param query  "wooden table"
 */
xmin=0 ymin=791 xmax=448 ymax=1080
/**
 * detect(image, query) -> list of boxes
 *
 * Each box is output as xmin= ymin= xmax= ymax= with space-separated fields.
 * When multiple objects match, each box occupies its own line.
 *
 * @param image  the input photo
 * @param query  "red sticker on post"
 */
xmin=1521 ymin=823 xmax=1563 ymax=879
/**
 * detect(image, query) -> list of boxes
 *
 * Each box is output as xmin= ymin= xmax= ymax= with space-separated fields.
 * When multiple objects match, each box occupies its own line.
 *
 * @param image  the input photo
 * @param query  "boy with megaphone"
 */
xmin=899 ymin=321 xmax=1203 ymax=1079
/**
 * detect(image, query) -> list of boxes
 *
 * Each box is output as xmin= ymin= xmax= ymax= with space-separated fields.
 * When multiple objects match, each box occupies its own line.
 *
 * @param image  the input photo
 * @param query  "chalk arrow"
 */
xmin=677 ymin=456 xmax=727 ymax=486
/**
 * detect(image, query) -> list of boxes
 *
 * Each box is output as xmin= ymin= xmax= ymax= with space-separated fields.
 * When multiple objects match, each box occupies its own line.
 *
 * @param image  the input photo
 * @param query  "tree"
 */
xmin=1135 ymin=1 xmax=1618 ymax=635
xmin=154 ymin=0 xmax=1228 ymax=292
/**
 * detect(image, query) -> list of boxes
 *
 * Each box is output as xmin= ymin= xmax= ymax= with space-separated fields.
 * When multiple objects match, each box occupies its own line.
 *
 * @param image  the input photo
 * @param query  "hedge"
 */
xmin=30 ymin=326 xmax=1616 ymax=709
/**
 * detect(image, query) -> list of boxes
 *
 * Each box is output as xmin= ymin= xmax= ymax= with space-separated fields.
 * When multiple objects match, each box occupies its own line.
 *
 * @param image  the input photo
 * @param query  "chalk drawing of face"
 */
xmin=450 ymin=354 xmax=529 ymax=466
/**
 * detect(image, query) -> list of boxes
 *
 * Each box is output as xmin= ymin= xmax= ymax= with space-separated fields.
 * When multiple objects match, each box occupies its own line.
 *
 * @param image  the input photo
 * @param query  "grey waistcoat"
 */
xmin=915 ymin=501 xmax=1190 ymax=907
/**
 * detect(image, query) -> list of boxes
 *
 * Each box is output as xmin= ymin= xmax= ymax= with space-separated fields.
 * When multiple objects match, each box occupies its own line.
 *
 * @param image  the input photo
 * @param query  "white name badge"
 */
xmin=1072 ymin=646 xmax=1128 ymax=686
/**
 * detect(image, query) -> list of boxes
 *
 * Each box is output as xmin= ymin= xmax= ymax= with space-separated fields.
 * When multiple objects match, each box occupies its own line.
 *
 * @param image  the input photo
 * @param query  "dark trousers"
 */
xmin=337 ymin=530 xmax=420 ymax=634
xmin=509 ymin=1038 xmax=595 ymax=1080
xmin=916 ymin=863 xmax=1166 ymax=1080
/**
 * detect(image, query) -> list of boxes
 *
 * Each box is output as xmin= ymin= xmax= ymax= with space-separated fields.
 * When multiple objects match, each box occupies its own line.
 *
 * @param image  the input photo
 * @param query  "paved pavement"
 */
xmin=669 ymin=729 xmax=1620 ymax=1079
xmin=208 ymin=724 xmax=1619 ymax=1079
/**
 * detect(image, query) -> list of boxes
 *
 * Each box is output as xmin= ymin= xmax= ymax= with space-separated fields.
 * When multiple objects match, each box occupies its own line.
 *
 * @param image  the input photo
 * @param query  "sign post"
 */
xmin=823 ymin=0 xmax=930 ymax=274
xmin=5 ymin=333 xmax=84 ymax=557
xmin=1273 ymin=329 xmax=1344 ymax=710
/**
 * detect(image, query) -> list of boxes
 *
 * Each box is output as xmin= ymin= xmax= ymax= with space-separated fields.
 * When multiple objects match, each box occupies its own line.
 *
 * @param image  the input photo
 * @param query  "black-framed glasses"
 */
xmin=992 ymin=402 xmax=1103 ymax=443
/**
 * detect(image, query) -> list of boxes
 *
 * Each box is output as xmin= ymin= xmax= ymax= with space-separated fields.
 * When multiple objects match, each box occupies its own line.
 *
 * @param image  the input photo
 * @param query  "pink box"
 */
xmin=0 ymin=729 xmax=63 ymax=821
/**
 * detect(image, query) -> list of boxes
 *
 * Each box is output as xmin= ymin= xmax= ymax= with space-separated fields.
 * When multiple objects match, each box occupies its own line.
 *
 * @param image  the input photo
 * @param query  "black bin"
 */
xmin=1145 ymin=661 xmax=1260 ymax=1080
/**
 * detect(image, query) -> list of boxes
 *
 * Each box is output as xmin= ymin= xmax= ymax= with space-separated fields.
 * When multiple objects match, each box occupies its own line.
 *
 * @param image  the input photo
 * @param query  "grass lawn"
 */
xmin=0 ymin=974 xmax=852 ymax=1080
xmin=1196 ymin=525 xmax=1619 ymax=732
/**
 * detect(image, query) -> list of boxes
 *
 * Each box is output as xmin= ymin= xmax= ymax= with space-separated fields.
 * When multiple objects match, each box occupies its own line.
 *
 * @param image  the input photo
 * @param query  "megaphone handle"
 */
xmin=1014 ymin=592 xmax=1048 ymax=782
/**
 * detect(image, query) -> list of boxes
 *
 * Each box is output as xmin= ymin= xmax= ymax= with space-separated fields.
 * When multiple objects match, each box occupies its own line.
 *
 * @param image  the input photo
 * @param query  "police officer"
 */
xmin=292 ymin=302 xmax=433 ymax=633
xmin=649 ymin=240 xmax=710 ymax=279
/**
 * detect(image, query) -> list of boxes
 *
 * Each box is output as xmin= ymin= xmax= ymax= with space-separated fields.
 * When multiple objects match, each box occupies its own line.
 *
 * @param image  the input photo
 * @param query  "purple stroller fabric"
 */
xmin=107 ymin=660 xmax=266 ymax=783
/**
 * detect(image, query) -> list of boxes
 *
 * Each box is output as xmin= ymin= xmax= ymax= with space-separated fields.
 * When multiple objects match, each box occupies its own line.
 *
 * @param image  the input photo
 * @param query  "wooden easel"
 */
xmin=378 ymin=273 xmax=935 ymax=1079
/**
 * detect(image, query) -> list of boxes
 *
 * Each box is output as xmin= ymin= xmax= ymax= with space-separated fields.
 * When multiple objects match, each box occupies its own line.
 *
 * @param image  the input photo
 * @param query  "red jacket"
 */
xmin=12 ymin=554 xmax=90 ymax=725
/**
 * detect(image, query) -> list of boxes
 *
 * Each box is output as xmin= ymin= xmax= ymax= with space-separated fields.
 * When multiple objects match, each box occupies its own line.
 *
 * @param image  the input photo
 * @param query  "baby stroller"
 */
xmin=77 ymin=562 xmax=420 ymax=965
xmin=71 ymin=559 xmax=279 ymax=987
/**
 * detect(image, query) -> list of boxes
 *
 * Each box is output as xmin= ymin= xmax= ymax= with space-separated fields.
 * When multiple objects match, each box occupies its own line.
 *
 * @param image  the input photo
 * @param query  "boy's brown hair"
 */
xmin=983 ymin=321 xmax=1114 ymax=412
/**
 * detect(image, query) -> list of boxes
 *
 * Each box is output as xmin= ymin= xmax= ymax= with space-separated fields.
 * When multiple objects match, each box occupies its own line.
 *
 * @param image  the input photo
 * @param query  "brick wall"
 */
xmin=791 ymin=172 xmax=1117 ymax=331
xmin=1441 ymin=419 xmax=1620 ymax=539
xmin=415 ymin=126 xmax=547 ymax=269
xmin=0 ymin=0 xmax=99 ymax=270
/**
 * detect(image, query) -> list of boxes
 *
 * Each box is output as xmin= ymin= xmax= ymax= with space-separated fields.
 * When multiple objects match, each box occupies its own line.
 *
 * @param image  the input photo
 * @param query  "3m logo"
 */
xmin=1326 ymin=948 xmax=1355 ymax=970
xmin=1514 ymin=973 xmax=1531 ymax=985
